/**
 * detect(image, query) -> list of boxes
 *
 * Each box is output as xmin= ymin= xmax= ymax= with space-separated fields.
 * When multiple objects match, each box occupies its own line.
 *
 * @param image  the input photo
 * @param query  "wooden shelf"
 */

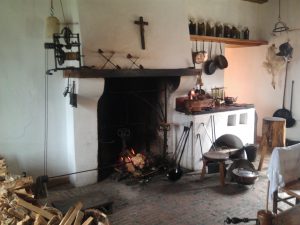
xmin=190 ymin=35 xmax=268 ymax=48
xmin=64 ymin=68 xmax=202 ymax=78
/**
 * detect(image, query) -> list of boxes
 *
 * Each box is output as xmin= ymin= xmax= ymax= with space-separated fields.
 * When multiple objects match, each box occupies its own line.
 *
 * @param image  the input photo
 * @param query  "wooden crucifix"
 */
xmin=134 ymin=16 xmax=148 ymax=50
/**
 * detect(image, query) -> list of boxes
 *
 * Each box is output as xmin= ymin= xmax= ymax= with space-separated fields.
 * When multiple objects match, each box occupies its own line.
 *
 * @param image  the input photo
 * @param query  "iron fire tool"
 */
xmin=69 ymin=81 xmax=77 ymax=108
xmin=224 ymin=217 xmax=258 ymax=224
xmin=167 ymin=121 xmax=193 ymax=181
xmin=35 ymin=160 xmax=137 ymax=199
xmin=126 ymin=54 xmax=144 ymax=69
xmin=63 ymin=75 xmax=71 ymax=97
xmin=97 ymin=49 xmax=121 ymax=69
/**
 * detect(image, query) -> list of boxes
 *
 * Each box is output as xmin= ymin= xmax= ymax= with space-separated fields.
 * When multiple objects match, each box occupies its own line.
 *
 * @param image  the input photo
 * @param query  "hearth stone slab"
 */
xmin=51 ymin=190 xmax=113 ymax=214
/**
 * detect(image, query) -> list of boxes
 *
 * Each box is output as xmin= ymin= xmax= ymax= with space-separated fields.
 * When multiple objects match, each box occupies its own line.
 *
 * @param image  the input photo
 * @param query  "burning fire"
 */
xmin=118 ymin=148 xmax=147 ymax=177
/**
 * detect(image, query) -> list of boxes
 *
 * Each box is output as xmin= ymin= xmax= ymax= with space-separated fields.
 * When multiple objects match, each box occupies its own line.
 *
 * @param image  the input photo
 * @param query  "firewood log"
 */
xmin=7 ymin=207 xmax=25 ymax=220
xmin=16 ymin=215 xmax=32 ymax=225
xmin=73 ymin=211 xmax=84 ymax=225
xmin=47 ymin=216 xmax=60 ymax=225
xmin=81 ymin=217 xmax=93 ymax=225
xmin=63 ymin=202 xmax=83 ymax=225
xmin=16 ymin=198 xmax=55 ymax=220
xmin=1 ymin=176 xmax=33 ymax=191
xmin=58 ymin=206 xmax=74 ymax=225
xmin=34 ymin=214 xmax=48 ymax=225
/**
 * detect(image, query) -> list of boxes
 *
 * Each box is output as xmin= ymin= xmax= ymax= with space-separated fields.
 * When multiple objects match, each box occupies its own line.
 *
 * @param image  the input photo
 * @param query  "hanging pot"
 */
xmin=204 ymin=42 xmax=217 ymax=75
xmin=214 ymin=42 xmax=228 ymax=69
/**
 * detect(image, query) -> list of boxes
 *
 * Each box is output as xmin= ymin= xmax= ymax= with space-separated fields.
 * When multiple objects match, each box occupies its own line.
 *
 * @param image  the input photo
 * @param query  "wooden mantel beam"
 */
xmin=63 ymin=68 xmax=202 ymax=78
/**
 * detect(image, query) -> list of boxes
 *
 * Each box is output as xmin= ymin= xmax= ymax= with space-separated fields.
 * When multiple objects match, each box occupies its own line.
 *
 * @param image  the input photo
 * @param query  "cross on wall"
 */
xmin=134 ymin=16 xmax=148 ymax=50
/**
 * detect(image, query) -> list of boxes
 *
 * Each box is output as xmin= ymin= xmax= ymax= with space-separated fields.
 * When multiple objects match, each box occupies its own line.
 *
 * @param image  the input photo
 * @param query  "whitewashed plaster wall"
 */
xmin=1 ymin=0 xmax=289 ymax=186
xmin=225 ymin=0 xmax=300 ymax=139
xmin=0 ymin=0 xmax=70 ymax=178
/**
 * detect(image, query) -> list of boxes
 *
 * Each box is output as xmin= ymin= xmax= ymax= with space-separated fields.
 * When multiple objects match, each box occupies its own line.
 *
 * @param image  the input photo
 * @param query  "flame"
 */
xmin=130 ymin=148 xmax=136 ymax=155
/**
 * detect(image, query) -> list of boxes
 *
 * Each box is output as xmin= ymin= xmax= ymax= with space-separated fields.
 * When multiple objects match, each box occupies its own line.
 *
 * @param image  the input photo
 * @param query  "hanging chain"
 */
xmin=60 ymin=0 xmax=66 ymax=24
xmin=278 ymin=0 xmax=281 ymax=21
xmin=50 ymin=0 xmax=54 ymax=16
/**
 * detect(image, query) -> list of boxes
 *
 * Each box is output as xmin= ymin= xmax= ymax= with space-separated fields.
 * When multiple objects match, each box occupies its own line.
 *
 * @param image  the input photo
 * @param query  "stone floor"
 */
xmin=46 ymin=154 xmax=272 ymax=225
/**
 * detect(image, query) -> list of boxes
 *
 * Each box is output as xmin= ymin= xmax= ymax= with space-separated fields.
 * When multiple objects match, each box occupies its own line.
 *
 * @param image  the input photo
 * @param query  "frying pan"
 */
xmin=214 ymin=42 xmax=228 ymax=69
xmin=167 ymin=122 xmax=193 ymax=181
xmin=273 ymin=61 xmax=293 ymax=126
xmin=204 ymin=42 xmax=217 ymax=75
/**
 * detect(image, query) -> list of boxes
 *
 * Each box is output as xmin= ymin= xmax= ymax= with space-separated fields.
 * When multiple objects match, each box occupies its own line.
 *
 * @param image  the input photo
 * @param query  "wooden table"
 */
xmin=200 ymin=151 xmax=229 ymax=186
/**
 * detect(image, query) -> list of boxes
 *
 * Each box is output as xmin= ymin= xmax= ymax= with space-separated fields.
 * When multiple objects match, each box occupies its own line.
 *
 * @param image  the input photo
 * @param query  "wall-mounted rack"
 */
xmin=190 ymin=35 xmax=268 ymax=48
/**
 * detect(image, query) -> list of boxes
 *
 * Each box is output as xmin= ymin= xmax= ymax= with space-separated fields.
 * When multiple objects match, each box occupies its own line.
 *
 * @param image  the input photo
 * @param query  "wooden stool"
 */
xmin=257 ymin=117 xmax=286 ymax=171
xmin=200 ymin=151 xmax=229 ymax=186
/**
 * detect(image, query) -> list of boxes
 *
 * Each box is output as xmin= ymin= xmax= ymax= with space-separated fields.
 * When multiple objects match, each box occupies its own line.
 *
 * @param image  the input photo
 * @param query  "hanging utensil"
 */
xmin=63 ymin=75 xmax=71 ymax=97
xmin=272 ymin=0 xmax=289 ymax=34
xmin=214 ymin=42 xmax=228 ymax=69
xmin=192 ymin=41 xmax=202 ymax=65
xmin=69 ymin=81 xmax=77 ymax=108
xmin=204 ymin=42 xmax=217 ymax=75
xmin=167 ymin=122 xmax=193 ymax=181
xmin=195 ymin=41 xmax=208 ymax=64
xmin=273 ymin=61 xmax=293 ymax=126
xmin=286 ymin=80 xmax=296 ymax=128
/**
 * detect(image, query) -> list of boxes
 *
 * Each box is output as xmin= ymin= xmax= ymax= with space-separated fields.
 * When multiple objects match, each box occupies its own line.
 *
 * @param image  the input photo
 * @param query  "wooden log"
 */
xmin=73 ymin=211 xmax=84 ymax=225
xmin=1 ymin=176 xmax=33 ymax=190
xmin=63 ymin=202 xmax=83 ymax=225
xmin=16 ymin=198 xmax=55 ymax=220
xmin=8 ymin=207 xmax=25 ymax=220
xmin=58 ymin=206 xmax=74 ymax=225
xmin=16 ymin=215 xmax=32 ymax=225
xmin=258 ymin=117 xmax=286 ymax=171
xmin=14 ymin=188 xmax=35 ymax=199
xmin=0 ymin=158 xmax=6 ymax=166
xmin=47 ymin=215 xmax=60 ymax=225
xmin=34 ymin=214 xmax=48 ymax=225
xmin=81 ymin=217 xmax=93 ymax=225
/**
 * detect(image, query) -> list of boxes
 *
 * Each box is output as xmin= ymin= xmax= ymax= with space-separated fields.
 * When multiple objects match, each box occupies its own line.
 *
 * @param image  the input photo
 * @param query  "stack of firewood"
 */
xmin=0 ymin=157 xmax=7 ymax=181
xmin=0 ymin=156 xmax=110 ymax=225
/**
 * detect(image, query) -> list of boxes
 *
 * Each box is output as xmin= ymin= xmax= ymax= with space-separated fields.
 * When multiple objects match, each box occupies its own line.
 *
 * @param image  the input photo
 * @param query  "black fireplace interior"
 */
xmin=97 ymin=77 xmax=180 ymax=180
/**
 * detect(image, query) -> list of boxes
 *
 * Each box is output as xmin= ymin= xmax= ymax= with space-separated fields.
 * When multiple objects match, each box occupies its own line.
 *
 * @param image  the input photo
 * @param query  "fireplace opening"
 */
xmin=97 ymin=77 xmax=180 ymax=181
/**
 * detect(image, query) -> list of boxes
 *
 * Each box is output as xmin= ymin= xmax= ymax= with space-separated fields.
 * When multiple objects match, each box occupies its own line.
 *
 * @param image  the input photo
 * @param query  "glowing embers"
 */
xmin=115 ymin=148 xmax=162 ymax=182
xmin=118 ymin=148 xmax=147 ymax=177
